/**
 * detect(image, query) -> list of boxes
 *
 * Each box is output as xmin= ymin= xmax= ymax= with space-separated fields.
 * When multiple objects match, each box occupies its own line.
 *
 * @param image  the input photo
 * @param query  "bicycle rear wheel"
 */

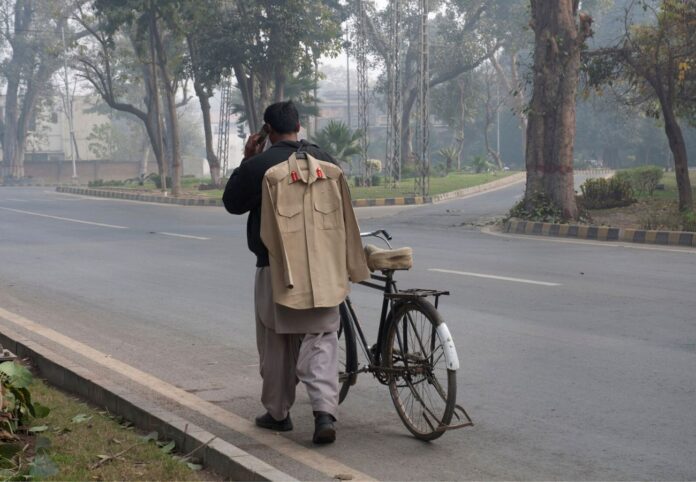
xmin=338 ymin=302 xmax=358 ymax=404
xmin=383 ymin=298 xmax=457 ymax=441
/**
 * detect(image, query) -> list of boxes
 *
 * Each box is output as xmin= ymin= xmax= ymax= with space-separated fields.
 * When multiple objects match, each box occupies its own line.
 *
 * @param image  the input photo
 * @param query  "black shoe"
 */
xmin=313 ymin=411 xmax=336 ymax=444
xmin=255 ymin=412 xmax=293 ymax=432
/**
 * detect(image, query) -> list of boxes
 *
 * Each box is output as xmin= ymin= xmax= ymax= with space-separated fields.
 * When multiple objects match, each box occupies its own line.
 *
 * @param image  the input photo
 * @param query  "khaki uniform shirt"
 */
xmin=260 ymin=152 xmax=370 ymax=309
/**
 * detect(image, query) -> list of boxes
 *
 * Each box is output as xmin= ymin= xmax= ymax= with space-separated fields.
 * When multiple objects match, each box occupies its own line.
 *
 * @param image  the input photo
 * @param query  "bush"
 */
xmin=615 ymin=166 xmax=663 ymax=196
xmin=682 ymin=210 xmax=696 ymax=232
xmin=148 ymin=174 xmax=172 ymax=189
xmin=87 ymin=179 xmax=135 ymax=188
xmin=508 ymin=191 xmax=564 ymax=223
xmin=371 ymin=174 xmax=382 ymax=186
xmin=580 ymin=177 xmax=635 ymax=209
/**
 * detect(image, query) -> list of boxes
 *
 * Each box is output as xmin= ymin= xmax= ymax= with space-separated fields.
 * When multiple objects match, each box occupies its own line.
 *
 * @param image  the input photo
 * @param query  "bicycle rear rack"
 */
xmin=385 ymin=289 xmax=450 ymax=308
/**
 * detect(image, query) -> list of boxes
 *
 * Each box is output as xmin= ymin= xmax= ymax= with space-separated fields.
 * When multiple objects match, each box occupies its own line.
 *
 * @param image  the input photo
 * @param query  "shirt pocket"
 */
xmin=313 ymin=180 xmax=341 ymax=230
xmin=276 ymin=188 xmax=304 ymax=233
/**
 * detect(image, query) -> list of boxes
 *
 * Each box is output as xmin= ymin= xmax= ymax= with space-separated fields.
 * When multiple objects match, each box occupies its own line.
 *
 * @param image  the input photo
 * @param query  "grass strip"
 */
xmin=92 ymin=171 xmax=517 ymax=201
xmin=28 ymin=379 xmax=214 ymax=481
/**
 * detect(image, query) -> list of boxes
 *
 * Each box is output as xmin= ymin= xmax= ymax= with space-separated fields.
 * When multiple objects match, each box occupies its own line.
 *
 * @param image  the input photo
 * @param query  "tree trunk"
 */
xmin=2 ymin=72 xmax=21 ymax=178
xmin=274 ymin=67 xmax=286 ymax=102
xmin=153 ymin=22 xmax=181 ymax=197
xmin=659 ymin=95 xmax=693 ymax=211
xmin=233 ymin=64 xmax=258 ymax=134
xmin=162 ymin=90 xmax=180 ymax=196
xmin=196 ymin=87 xmax=221 ymax=186
xmin=524 ymin=0 xmax=592 ymax=220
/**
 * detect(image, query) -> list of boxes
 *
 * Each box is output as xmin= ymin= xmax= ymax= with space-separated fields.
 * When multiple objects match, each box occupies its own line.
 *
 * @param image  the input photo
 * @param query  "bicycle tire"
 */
xmin=338 ymin=301 xmax=358 ymax=404
xmin=383 ymin=298 xmax=457 ymax=441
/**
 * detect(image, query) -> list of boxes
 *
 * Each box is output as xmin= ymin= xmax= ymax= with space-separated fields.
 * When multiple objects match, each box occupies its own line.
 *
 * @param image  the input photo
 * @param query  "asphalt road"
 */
xmin=0 ymin=182 xmax=695 ymax=480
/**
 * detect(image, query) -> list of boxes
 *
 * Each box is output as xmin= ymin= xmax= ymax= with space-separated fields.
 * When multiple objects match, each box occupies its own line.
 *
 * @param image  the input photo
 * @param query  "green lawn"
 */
xmin=643 ymin=172 xmax=696 ymax=201
xmin=94 ymin=171 xmax=517 ymax=201
xmin=349 ymin=172 xmax=516 ymax=199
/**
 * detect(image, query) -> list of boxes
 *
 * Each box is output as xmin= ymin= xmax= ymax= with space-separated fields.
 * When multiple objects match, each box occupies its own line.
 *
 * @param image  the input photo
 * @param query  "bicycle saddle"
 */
xmin=364 ymin=244 xmax=413 ymax=271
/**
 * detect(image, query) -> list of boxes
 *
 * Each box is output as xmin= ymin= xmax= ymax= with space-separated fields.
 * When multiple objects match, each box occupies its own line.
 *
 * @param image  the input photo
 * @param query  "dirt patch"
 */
xmin=588 ymin=198 xmax=685 ymax=231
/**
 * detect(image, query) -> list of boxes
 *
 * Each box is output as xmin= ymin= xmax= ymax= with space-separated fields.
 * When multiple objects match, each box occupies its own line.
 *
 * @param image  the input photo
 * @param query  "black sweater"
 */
xmin=222 ymin=140 xmax=337 ymax=267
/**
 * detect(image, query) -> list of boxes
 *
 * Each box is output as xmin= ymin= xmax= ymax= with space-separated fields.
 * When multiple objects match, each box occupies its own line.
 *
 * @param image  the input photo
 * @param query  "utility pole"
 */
xmin=496 ymin=73 xmax=500 ymax=164
xmin=345 ymin=34 xmax=351 ymax=128
xmin=61 ymin=23 xmax=78 ymax=184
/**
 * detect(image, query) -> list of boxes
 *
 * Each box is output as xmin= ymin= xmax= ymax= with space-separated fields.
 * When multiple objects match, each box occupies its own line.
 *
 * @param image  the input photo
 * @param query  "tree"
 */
xmin=587 ymin=0 xmax=694 ymax=211
xmin=524 ymin=0 xmax=593 ymax=220
xmin=312 ymin=120 xmax=362 ymax=167
xmin=0 ymin=0 xmax=85 ymax=180
xmin=360 ymin=0 xmax=502 ymax=167
xmin=78 ymin=0 xmax=187 ymax=195
xmin=222 ymin=0 xmax=345 ymax=134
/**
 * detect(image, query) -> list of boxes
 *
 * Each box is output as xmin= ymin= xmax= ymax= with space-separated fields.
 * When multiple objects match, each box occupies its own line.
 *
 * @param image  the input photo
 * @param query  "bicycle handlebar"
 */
xmin=360 ymin=229 xmax=392 ymax=241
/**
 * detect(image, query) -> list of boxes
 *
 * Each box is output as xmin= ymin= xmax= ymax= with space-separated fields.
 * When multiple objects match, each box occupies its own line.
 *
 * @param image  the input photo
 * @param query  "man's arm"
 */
xmin=222 ymin=134 xmax=264 ymax=215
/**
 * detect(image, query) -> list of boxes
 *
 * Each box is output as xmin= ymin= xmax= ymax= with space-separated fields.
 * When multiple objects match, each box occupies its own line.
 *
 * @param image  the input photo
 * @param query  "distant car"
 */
xmin=503 ymin=166 xmax=511 ymax=171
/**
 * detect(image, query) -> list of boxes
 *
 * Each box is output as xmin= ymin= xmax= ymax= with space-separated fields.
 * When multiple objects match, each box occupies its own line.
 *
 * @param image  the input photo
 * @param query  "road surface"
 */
xmin=0 ymin=183 xmax=694 ymax=480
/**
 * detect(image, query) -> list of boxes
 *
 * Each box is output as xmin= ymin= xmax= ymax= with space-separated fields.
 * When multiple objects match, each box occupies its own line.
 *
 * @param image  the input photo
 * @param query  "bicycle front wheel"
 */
xmin=383 ymin=298 xmax=457 ymax=441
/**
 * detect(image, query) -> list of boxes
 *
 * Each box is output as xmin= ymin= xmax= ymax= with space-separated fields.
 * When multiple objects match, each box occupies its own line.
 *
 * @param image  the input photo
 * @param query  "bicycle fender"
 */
xmin=436 ymin=323 xmax=460 ymax=371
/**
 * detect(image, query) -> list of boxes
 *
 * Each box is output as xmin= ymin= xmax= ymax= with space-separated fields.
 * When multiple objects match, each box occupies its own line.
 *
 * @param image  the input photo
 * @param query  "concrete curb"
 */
xmin=56 ymin=172 xmax=525 ymax=208
xmin=0 ymin=326 xmax=295 ymax=481
xmin=504 ymin=219 xmax=696 ymax=248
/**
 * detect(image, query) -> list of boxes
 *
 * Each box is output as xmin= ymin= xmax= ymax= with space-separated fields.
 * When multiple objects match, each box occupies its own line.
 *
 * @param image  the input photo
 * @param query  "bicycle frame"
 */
xmin=340 ymin=230 xmax=473 ymax=434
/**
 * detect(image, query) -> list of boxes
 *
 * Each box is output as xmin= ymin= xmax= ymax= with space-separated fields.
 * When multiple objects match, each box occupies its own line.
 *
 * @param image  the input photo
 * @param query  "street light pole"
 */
xmin=61 ymin=23 xmax=78 ymax=184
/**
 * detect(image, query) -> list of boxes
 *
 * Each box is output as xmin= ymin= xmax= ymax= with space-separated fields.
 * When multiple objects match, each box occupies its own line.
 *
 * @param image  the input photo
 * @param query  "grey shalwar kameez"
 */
xmin=254 ymin=267 xmax=340 ymax=420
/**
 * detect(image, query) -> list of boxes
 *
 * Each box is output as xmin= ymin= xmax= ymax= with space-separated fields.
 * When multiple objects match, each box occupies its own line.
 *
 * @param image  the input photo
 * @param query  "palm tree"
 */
xmin=312 ymin=120 xmax=362 ymax=166
xmin=469 ymin=155 xmax=494 ymax=174
xmin=438 ymin=146 xmax=459 ymax=173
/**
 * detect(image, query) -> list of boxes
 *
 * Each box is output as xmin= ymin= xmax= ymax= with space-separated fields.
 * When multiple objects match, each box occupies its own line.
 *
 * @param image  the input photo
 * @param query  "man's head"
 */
xmin=263 ymin=101 xmax=300 ymax=144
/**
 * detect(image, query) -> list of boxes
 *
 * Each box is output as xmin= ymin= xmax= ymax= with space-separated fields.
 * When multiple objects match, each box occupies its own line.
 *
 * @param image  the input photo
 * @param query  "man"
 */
xmin=223 ymin=101 xmax=344 ymax=444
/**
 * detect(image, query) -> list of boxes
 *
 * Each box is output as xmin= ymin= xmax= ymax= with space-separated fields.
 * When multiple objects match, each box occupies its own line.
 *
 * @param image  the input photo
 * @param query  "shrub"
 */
xmin=87 ymin=179 xmax=130 ymax=188
xmin=616 ymin=166 xmax=663 ymax=196
xmin=682 ymin=210 xmax=696 ymax=232
xmin=580 ymin=177 xmax=635 ymax=209
xmin=371 ymin=174 xmax=382 ymax=186
xmin=148 ymin=174 xmax=172 ymax=189
xmin=508 ymin=191 xmax=564 ymax=223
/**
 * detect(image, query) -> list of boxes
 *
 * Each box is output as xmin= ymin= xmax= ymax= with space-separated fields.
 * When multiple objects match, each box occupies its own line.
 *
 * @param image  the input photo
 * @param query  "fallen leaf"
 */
xmin=334 ymin=474 xmax=354 ymax=480
xmin=160 ymin=441 xmax=175 ymax=454
xmin=72 ymin=414 xmax=93 ymax=424
xmin=187 ymin=462 xmax=203 ymax=471
xmin=28 ymin=425 xmax=49 ymax=433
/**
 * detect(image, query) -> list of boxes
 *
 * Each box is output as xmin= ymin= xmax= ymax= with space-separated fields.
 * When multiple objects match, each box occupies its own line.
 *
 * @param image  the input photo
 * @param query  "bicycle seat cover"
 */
xmin=364 ymin=244 xmax=413 ymax=271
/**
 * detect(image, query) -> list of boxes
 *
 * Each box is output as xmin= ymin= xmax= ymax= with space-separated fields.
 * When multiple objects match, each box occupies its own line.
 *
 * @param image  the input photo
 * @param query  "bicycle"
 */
xmin=338 ymin=229 xmax=473 ymax=441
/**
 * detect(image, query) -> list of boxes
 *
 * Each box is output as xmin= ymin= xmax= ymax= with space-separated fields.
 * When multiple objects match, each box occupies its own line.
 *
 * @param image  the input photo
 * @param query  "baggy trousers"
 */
xmin=254 ymin=268 xmax=339 ymax=421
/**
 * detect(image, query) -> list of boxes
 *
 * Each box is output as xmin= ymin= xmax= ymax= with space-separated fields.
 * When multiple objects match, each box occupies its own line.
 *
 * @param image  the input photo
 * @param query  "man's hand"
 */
xmin=244 ymin=133 xmax=265 ymax=159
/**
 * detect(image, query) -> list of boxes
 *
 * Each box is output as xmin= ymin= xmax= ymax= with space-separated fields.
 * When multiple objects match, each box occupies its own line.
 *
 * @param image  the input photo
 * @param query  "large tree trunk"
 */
xmin=659 ymin=94 xmax=692 ymax=211
xmin=524 ymin=0 xmax=592 ymax=220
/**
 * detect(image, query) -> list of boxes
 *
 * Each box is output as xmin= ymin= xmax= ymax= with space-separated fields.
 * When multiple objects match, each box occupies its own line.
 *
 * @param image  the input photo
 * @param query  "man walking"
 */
xmin=223 ymin=101 xmax=366 ymax=444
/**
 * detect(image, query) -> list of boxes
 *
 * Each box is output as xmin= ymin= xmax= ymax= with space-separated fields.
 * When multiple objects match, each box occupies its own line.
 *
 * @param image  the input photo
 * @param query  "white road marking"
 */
xmin=481 ymin=225 xmax=696 ymax=255
xmin=5 ymin=198 xmax=30 ymax=202
xmin=157 ymin=232 xmax=210 ymax=240
xmin=0 ymin=306 xmax=373 ymax=481
xmin=429 ymin=268 xmax=561 ymax=287
xmin=0 ymin=207 xmax=128 ymax=229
